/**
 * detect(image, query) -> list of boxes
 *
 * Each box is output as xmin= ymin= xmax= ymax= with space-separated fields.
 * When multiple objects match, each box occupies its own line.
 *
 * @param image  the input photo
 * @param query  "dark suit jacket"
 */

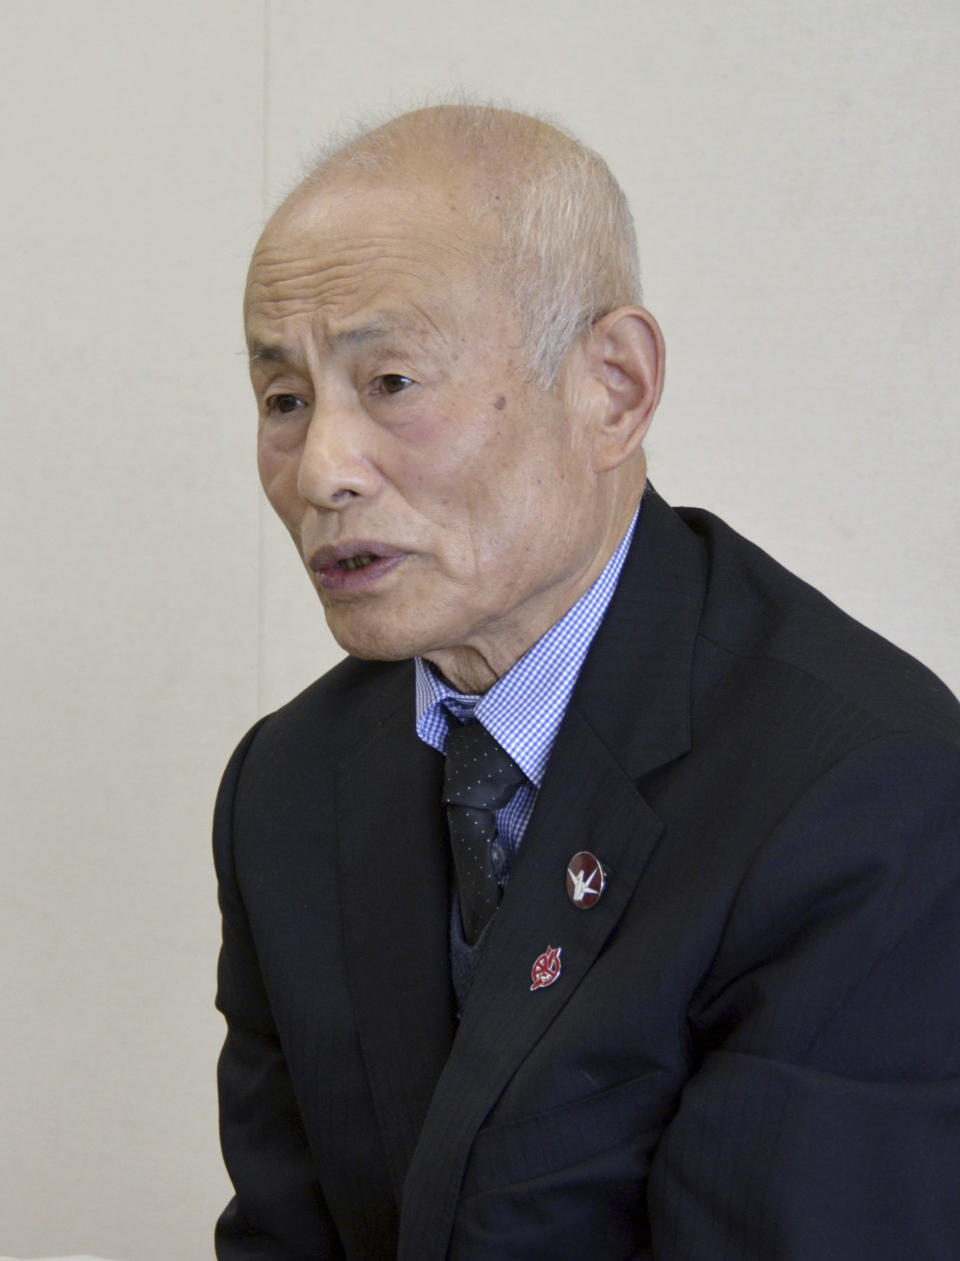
xmin=214 ymin=488 xmax=960 ymax=1259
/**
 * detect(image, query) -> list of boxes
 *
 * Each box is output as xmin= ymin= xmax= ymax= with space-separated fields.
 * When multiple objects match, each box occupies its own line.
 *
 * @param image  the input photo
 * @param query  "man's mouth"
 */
xmin=309 ymin=543 xmax=406 ymax=591
xmin=336 ymin=554 xmax=378 ymax=571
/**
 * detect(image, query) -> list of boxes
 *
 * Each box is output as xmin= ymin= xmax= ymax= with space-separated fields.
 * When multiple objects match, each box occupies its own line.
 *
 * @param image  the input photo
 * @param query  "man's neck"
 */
xmin=423 ymin=490 xmax=644 ymax=695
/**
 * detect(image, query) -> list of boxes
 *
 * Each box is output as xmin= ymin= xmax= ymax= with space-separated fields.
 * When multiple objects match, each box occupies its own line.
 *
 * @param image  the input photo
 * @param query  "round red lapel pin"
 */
xmin=566 ymin=851 xmax=606 ymax=908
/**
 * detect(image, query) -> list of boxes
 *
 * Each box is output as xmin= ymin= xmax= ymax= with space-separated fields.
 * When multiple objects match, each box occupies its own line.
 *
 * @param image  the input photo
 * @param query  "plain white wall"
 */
xmin=1 ymin=2 xmax=956 ymax=1258
xmin=1 ymin=3 xmax=263 ymax=1256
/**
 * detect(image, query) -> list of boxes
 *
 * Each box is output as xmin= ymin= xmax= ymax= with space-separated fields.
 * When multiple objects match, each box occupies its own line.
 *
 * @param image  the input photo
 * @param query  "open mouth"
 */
xmin=336 ymin=554 xmax=378 ymax=571
xmin=311 ymin=545 xmax=406 ymax=591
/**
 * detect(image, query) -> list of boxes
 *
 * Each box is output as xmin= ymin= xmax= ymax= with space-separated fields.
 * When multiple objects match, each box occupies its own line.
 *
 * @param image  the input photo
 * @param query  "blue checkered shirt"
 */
xmin=415 ymin=504 xmax=640 ymax=866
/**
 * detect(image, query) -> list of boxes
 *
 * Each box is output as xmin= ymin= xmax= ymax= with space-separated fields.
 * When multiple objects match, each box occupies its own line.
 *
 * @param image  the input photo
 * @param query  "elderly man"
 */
xmin=215 ymin=105 xmax=960 ymax=1259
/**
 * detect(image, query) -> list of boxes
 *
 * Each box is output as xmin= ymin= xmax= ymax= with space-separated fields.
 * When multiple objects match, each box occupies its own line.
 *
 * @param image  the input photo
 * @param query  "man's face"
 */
xmin=245 ymin=174 xmax=613 ymax=691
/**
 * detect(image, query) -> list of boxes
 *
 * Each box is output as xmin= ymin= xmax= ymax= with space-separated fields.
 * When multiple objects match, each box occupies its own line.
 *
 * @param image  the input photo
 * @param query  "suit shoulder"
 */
xmin=272 ymin=653 xmax=411 ymax=725
xmin=677 ymin=505 xmax=960 ymax=747
xmin=225 ymin=655 xmax=414 ymax=781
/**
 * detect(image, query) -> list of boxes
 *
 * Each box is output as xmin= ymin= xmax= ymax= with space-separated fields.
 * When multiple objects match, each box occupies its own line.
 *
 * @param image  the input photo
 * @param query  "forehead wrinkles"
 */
xmin=245 ymin=211 xmax=483 ymax=327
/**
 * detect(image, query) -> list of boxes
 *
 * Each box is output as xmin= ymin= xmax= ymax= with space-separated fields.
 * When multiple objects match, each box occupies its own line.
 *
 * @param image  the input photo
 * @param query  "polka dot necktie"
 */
xmin=442 ymin=719 xmax=527 ymax=946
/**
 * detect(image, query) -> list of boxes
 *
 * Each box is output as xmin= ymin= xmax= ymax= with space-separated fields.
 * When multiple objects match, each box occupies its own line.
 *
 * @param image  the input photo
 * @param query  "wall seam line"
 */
xmin=256 ymin=0 xmax=270 ymax=716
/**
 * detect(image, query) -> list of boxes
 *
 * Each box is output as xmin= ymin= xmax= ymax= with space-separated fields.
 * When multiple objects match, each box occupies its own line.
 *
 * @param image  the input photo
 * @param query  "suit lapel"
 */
xmin=397 ymin=487 xmax=709 ymax=1259
xmin=337 ymin=678 xmax=457 ymax=1205
xmin=399 ymin=709 xmax=664 ymax=1258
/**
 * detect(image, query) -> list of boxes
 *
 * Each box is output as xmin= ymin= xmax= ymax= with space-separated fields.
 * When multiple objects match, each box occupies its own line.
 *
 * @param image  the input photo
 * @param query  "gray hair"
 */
xmin=303 ymin=104 xmax=642 ymax=387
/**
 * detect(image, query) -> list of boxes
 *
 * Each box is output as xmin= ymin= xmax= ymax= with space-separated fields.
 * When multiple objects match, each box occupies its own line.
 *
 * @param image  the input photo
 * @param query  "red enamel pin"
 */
xmin=566 ymin=851 xmax=606 ymax=908
xmin=530 ymin=945 xmax=562 ymax=991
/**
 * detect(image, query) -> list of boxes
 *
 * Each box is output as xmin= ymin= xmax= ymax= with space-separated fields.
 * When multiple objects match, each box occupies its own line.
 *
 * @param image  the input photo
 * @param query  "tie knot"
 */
xmin=442 ymin=720 xmax=527 ymax=812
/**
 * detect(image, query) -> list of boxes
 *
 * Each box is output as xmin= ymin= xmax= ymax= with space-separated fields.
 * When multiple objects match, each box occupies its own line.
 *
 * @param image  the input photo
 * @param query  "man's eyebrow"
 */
xmin=331 ymin=319 xmax=399 ymax=347
xmin=248 ymin=340 xmax=299 ymax=367
xmin=248 ymin=317 xmax=422 ymax=367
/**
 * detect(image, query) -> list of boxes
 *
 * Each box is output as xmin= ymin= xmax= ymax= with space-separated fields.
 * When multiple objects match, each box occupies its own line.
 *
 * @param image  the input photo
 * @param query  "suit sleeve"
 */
xmin=647 ymin=734 xmax=960 ymax=1260
xmin=213 ymin=721 xmax=345 ymax=1260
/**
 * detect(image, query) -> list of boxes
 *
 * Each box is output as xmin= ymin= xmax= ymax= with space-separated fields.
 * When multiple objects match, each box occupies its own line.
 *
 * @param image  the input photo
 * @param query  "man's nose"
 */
xmin=296 ymin=398 xmax=380 ymax=509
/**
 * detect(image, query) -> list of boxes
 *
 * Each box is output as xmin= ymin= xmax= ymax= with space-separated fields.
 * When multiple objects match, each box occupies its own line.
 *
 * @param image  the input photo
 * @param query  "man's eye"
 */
xmin=373 ymin=374 xmax=414 ymax=395
xmin=266 ymin=393 xmax=304 ymax=415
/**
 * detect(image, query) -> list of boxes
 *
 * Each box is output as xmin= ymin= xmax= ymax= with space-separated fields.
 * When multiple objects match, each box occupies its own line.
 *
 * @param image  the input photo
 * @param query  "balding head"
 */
xmin=289 ymin=104 xmax=642 ymax=386
xmin=246 ymin=103 xmax=663 ymax=691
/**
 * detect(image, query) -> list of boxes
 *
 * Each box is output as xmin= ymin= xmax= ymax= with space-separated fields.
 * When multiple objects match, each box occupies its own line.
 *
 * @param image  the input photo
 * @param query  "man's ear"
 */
xmin=580 ymin=307 xmax=665 ymax=473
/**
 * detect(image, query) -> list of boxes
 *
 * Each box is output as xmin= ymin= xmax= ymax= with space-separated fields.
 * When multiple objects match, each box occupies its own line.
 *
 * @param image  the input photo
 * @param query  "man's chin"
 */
xmin=323 ymin=612 xmax=427 ymax=664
